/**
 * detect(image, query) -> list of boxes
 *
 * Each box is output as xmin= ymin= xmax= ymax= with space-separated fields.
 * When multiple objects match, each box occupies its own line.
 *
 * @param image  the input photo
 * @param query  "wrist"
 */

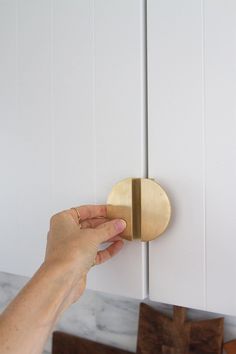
xmin=40 ymin=259 xmax=86 ymax=312
xmin=28 ymin=261 xmax=77 ymax=319
xmin=41 ymin=258 xmax=83 ymax=289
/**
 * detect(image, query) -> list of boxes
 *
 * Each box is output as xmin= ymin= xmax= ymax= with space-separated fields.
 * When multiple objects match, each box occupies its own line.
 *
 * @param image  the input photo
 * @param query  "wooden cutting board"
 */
xmin=52 ymin=331 xmax=133 ymax=354
xmin=224 ymin=340 xmax=236 ymax=354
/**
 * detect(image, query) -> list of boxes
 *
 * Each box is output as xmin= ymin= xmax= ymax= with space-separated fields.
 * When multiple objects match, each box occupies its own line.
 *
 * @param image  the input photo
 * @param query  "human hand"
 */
xmin=44 ymin=205 xmax=126 ymax=308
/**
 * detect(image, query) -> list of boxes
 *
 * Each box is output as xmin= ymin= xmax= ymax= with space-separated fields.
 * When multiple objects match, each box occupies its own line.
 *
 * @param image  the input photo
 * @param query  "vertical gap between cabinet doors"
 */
xmin=201 ymin=0 xmax=207 ymax=310
xmin=141 ymin=0 xmax=149 ymax=297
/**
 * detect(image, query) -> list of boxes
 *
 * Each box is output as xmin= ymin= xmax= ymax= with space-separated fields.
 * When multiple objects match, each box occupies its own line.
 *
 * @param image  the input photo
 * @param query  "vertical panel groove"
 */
xmin=16 ymin=0 xmax=19 ymax=166
xmin=92 ymin=0 xmax=97 ymax=203
xmin=143 ymin=0 xmax=149 ymax=180
xmin=141 ymin=0 xmax=149 ymax=297
xmin=201 ymin=0 xmax=207 ymax=310
xmin=50 ymin=0 xmax=55 ymax=214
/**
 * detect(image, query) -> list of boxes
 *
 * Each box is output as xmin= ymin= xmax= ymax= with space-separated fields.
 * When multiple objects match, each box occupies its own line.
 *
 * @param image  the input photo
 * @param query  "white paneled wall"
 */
xmin=0 ymin=0 xmax=147 ymax=299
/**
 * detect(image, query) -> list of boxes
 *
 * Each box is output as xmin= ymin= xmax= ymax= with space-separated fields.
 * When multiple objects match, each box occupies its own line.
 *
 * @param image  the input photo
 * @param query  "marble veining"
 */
xmin=1 ymin=271 xmax=236 ymax=354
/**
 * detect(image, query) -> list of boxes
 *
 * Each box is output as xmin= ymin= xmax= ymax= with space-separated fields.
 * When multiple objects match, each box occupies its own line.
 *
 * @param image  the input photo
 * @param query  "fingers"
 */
xmin=74 ymin=205 xmax=107 ymax=220
xmin=105 ymin=235 xmax=123 ymax=242
xmin=80 ymin=217 xmax=109 ymax=229
xmin=95 ymin=240 xmax=124 ymax=265
xmin=95 ymin=219 xmax=126 ymax=242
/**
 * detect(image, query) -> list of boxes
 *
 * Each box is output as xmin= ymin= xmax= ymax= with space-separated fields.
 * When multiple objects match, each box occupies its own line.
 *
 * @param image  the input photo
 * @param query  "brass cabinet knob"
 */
xmin=107 ymin=178 xmax=171 ymax=242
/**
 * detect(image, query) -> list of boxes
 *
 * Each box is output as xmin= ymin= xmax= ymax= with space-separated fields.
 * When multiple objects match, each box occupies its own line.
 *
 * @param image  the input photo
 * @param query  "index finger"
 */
xmin=73 ymin=205 xmax=107 ymax=220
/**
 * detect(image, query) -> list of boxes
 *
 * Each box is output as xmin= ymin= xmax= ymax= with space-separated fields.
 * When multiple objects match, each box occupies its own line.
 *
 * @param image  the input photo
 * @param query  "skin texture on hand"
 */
xmin=45 ymin=204 xmax=126 ymax=308
xmin=0 ymin=204 xmax=126 ymax=354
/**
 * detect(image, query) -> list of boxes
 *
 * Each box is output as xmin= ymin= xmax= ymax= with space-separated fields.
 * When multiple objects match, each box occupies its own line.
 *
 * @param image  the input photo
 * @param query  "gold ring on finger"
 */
xmin=71 ymin=207 xmax=82 ymax=228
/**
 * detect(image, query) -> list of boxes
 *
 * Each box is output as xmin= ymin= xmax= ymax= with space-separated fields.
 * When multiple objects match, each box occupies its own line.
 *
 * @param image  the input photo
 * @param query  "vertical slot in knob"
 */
xmin=107 ymin=177 xmax=171 ymax=242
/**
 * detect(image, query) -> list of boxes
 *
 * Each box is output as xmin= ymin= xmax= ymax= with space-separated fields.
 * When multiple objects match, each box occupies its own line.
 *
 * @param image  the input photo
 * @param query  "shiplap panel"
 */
xmin=0 ymin=0 xmax=51 ymax=275
xmin=52 ymin=0 xmax=95 ymax=210
xmin=0 ymin=0 xmax=18 ymax=270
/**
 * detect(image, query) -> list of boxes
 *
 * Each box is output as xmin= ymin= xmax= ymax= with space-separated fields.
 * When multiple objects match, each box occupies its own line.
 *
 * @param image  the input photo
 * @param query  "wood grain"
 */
xmin=52 ymin=331 xmax=133 ymax=354
xmin=190 ymin=317 xmax=224 ymax=353
xmin=136 ymin=303 xmax=224 ymax=354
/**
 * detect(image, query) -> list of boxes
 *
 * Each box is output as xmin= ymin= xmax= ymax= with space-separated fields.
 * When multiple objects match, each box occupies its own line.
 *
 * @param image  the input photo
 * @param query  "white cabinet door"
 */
xmin=147 ymin=0 xmax=205 ymax=310
xmin=204 ymin=0 xmax=236 ymax=315
xmin=0 ymin=0 xmax=147 ymax=299
xmin=148 ymin=0 xmax=236 ymax=315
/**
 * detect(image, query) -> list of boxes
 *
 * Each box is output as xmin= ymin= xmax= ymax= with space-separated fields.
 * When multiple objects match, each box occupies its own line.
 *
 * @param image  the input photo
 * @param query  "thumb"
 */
xmin=95 ymin=219 xmax=126 ymax=243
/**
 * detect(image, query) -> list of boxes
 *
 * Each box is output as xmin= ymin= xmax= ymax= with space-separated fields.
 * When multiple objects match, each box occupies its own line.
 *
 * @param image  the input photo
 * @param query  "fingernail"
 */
xmin=114 ymin=219 xmax=126 ymax=232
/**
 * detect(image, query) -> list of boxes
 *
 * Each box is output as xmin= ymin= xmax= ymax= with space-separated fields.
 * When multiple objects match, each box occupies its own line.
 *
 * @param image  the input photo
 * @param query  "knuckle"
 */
xmin=104 ymin=222 xmax=116 ymax=237
xmin=81 ymin=205 xmax=92 ymax=218
xmin=81 ymin=220 xmax=90 ymax=228
xmin=94 ymin=228 xmax=103 ymax=240
xmin=49 ymin=211 xmax=65 ymax=225
xmin=99 ymin=205 xmax=107 ymax=214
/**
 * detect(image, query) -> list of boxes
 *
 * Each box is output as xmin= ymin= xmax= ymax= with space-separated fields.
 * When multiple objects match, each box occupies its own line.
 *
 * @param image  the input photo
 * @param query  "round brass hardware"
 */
xmin=107 ymin=178 xmax=171 ymax=242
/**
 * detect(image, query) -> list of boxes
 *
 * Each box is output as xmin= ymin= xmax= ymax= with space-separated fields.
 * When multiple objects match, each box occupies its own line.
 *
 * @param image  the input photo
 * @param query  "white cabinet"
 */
xmin=0 ymin=0 xmax=147 ymax=299
xmin=148 ymin=0 xmax=236 ymax=315
xmin=1 ymin=0 xmax=236 ymax=313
